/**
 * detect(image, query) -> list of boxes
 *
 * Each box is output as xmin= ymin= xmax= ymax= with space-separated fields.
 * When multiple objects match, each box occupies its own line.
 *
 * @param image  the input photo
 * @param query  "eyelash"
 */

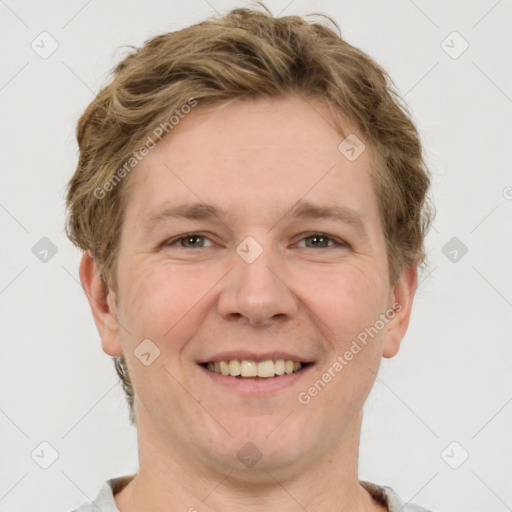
xmin=163 ymin=232 xmax=348 ymax=250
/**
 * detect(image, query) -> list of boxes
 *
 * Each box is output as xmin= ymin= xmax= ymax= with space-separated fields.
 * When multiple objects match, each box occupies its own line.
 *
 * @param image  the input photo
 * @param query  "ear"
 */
xmin=79 ymin=251 xmax=123 ymax=356
xmin=382 ymin=264 xmax=418 ymax=358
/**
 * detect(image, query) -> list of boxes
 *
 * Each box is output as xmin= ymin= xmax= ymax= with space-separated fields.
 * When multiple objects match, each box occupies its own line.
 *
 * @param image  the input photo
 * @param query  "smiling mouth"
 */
xmin=200 ymin=359 xmax=313 ymax=379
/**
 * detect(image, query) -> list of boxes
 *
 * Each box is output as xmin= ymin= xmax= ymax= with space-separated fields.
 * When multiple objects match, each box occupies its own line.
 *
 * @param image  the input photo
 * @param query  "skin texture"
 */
xmin=80 ymin=94 xmax=417 ymax=512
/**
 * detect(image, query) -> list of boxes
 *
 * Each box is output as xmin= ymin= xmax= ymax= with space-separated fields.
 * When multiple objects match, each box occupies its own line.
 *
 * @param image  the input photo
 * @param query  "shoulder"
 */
xmin=360 ymin=480 xmax=434 ymax=512
xmin=68 ymin=474 xmax=135 ymax=512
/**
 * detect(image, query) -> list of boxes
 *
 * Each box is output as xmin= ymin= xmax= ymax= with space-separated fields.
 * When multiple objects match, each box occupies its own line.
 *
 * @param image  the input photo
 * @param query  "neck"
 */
xmin=114 ymin=410 xmax=384 ymax=512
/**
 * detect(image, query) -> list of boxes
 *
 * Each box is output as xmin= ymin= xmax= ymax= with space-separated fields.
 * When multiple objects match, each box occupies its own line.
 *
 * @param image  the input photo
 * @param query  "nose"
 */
xmin=216 ymin=239 xmax=298 ymax=327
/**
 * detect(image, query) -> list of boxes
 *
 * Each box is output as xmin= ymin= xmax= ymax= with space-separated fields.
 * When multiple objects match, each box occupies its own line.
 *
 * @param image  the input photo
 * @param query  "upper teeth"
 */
xmin=206 ymin=359 xmax=303 ymax=378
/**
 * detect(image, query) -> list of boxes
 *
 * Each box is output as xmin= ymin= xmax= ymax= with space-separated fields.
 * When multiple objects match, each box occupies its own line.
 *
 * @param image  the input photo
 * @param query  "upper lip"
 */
xmin=199 ymin=351 xmax=314 ymax=364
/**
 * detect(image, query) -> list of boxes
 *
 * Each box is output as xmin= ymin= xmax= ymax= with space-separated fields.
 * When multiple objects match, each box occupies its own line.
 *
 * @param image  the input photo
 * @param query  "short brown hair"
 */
xmin=65 ymin=2 xmax=435 ymax=425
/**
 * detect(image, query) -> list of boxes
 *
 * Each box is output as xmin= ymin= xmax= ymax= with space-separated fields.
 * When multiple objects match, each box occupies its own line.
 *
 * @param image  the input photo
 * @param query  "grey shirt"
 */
xmin=70 ymin=475 xmax=433 ymax=511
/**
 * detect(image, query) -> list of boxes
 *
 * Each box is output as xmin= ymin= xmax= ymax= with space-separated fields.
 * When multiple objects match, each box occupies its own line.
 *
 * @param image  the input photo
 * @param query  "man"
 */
xmin=66 ymin=3 xmax=435 ymax=511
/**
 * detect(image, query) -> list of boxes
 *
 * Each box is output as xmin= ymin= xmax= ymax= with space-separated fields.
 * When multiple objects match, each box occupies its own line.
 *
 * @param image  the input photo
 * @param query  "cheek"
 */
xmin=301 ymin=263 xmax=387 ymax=342
xmin=114 ymin=262 xmax=189 ymax=406
xmin=304 ymin=269 xmax=385 ymax=407
xmin=117 ymin=258 xmax=176 ymax=338
xmin=117 ymin=258 xmax=216 ymax=348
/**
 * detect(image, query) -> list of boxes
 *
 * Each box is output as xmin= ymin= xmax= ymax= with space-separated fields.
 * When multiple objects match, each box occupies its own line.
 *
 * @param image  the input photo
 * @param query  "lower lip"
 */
xmin=198 ymin=364 xmax=315 ymax=395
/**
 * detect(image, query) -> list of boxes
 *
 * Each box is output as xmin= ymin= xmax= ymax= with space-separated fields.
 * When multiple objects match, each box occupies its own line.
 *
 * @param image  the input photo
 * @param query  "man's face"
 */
xmin=91 ymin=95 xmax=416 ymax=474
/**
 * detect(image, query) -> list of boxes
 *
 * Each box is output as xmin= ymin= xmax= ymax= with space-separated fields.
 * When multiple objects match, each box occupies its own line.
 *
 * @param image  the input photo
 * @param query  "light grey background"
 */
xmin=1 ymin=1 xmax=511 ymax=511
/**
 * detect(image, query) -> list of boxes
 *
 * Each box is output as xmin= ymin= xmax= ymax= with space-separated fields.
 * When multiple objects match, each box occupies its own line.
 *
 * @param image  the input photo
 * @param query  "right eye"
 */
xmin=163 ymin=233 xmax=215 ymax=249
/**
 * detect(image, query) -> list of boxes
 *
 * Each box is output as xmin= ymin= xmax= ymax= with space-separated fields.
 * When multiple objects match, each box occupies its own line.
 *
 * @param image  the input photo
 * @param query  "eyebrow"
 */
xmin=143 ymin=200 xmax=369 ymax=238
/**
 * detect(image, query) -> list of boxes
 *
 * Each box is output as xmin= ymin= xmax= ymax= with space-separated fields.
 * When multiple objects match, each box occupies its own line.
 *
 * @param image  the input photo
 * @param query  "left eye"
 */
xmin=163 ymin=233 xmax=346 ymax=249
xmin=296 ymin=233 xmax=346 ymax=249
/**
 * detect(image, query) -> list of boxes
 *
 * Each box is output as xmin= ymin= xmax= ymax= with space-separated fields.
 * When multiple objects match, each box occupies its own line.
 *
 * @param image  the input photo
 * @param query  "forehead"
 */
xmin=122 ymin=95 xmax=381 ymax=235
